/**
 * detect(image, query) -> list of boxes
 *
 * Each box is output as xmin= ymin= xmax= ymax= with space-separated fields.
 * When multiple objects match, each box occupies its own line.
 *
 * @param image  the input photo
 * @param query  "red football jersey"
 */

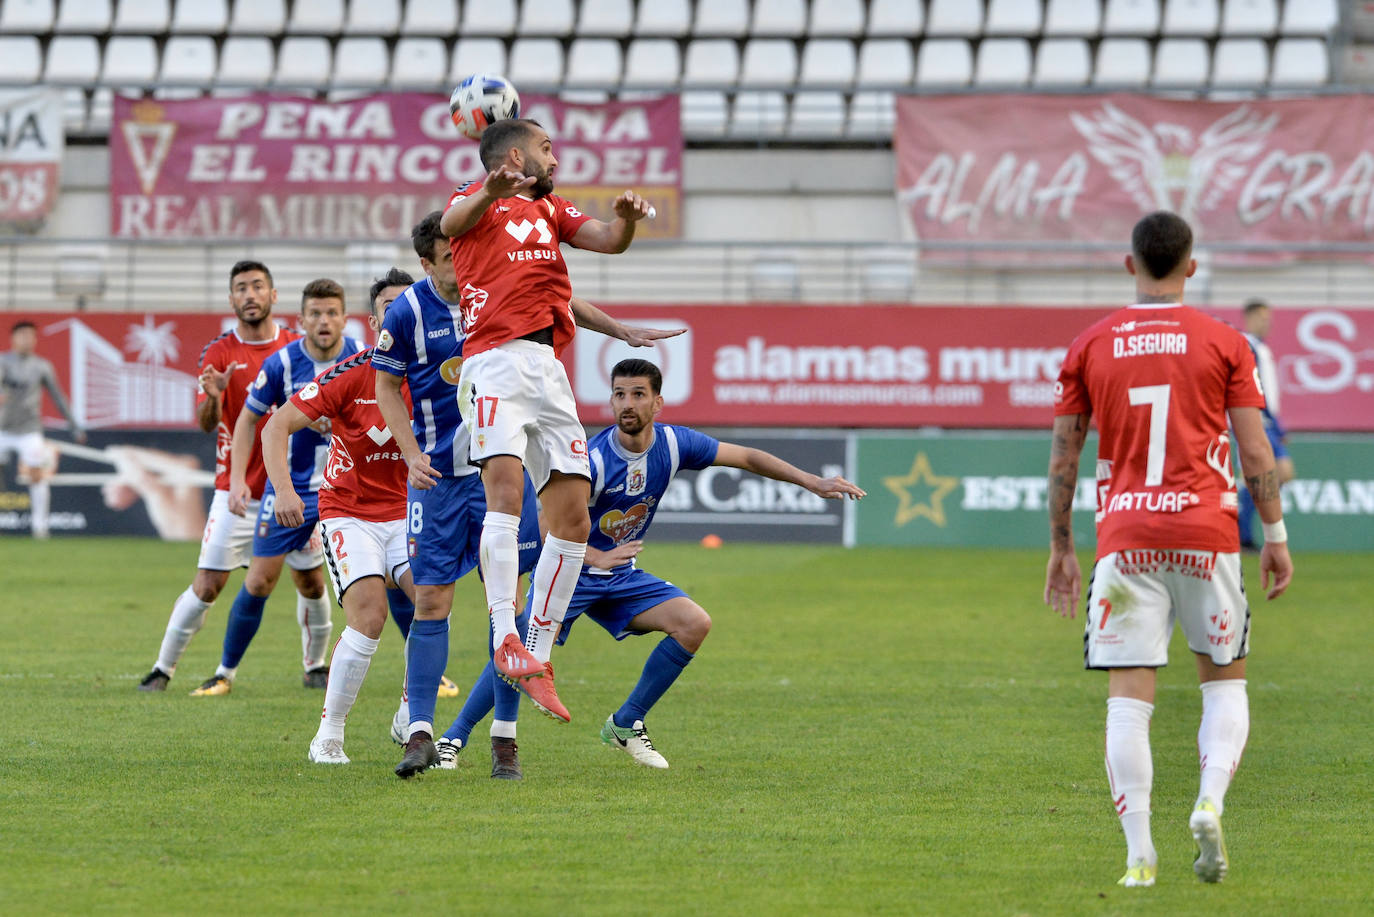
xmin=290 ymin=349 xmax=410 ymax=523
xmin=446 ymin=186 xmax=594 ymax=358
xmin=1055 ymin=304 xmax=1266 ymax=557
xmin=197 ymin=324 xmax=295 ymax=498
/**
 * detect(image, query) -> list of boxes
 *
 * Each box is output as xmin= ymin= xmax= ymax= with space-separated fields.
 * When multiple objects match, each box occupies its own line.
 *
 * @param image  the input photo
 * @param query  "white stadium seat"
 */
xmin=809 ymin=0 xmax=864 ymax=36
xmin=1 ymin=0 xmax=55 ymax=32
xmin=578 ymin=0 xmax=631 ymax=36
xmin=1270 ymin=37 xmax=1329 ymax=85
xmin=1280 ymin=0 xmax=1338 ymax=36
xmin=1103 ymin=0 xmax=1161 ymax=35
xmin=867 ymin=0 xmax=924 ymax=37
xmin=565 ymin=38 xmax=622 ymax=87
xmin=333 ymin=37 xmax=389 ymax=87
xmin=462 ymin=0 xmax=516 ymax=36
xmin=752 ymin=0 xmax=807 ymax=37
xmin=113 ymin=0 xmax=167 ymax=32
xmin=0 ymin=36 xmax=41 ymax=83
xmin=739 ymin=38 xmax=797 ymax=87
xmin=634 ymin=0 xmax=688 ymax=36
xmin=1152 ymin=37 xmax=1210 ymax=85
xmin=1163 ymin=0 xmax=1220 ymax=35
xmin=694 ymin=0 xmax=749 ymax=37
xmin=507 ymin=37 xmax=564 ymax=86
xmin=45 ymin=34 xmax=99 ymax=82
xmin=274 ymin=36 xmax=332 ymax=87
xmin=974 ymin=37 xmax=1031 ymax=85
xmin=789 ymin=91 xmax=846 ymax=136
xmin=1044 ymin=0 xmax=1102 ymax=35
xmin=288 ymin=0 xmax=343 ymax=34
xmin=159 ymin=36 xmax=215 ymax=85
xmin=227 ymin=0 xmax=282 ymax=34
xmin=449 ymin=39 xmax=507 ymax=82
xmin=101 ymin=35 xmax=156 ymax=86
xmin=683 ymin=38 xmax=739 ymax=85
xmin=985 ymin=0 xmax=1043 ymax=35
xmin=55 ymin=0 xmax=110 ymax=32
xmin=730 ymin=91 xmax=787 ymax=137
xmin=926 ymin=0 xmax=983 ymax=36
xmin=519 ymin=0 xmax=575 ymax=37
xmin=390 ymin=37 xmax=446 ymax=87
xmin=680 ymin=91 xmax=728 ymax=135
xmin=799 ymin=39 xmax=856 ymax=86
xmin=857 ymin=38 xmax=915 ymax=86
xmin=1033 ymin=37 xmax=1091 ymax=84
xmin=916 ymin=38 xmax=973 ymax=86
xmin=1093 ymin=37 xmax=1151 ymax=84
xmin=1211 ymin=38 xmax=1268 ymax=84
xmin=1219 ymin=0 xmax=1277 ymax=35
xmin=217 ymin=36 xmax=274 ymax=86
xmin=401 ymin=0 xmax=457 ymax=35
xmin=622 ymin=38 xmax=680 ymax=87
xmin=847 ymin=91 xmax=895 ymax=138
xmin=60 ymin=88 xmax=87 ymax=132
xmin=345 ymin=0 xmax=400 ymax=34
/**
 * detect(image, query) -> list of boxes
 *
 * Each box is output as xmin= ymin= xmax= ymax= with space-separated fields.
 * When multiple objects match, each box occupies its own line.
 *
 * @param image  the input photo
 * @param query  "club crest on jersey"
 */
xmin=327 ymin=439 xmax=354 ymax=480
xmin=439 ymin=356 xmax=464 ymax=385
xmin=627 ymin=463 xmax=647 ymax=497
xmin=377 ymin=330 xmax=394 ymax=351
xmin=300 ymin=382 xmax=320 ymax=400
xmin=254 ymin=370 xmax=267 ymax=389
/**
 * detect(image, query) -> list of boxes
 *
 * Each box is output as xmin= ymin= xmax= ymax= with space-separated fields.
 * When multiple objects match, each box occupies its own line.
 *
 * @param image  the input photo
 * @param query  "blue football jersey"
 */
xmin=245 ymin=335 xmax=362 ymax=494
xmin=370 ymin=277 xmax=477 ymax=478
xmin=587 ymin=422 xmax=719 ymax=557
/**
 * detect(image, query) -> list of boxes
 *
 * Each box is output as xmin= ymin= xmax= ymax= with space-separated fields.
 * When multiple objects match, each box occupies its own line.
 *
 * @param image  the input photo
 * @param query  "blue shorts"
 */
xmin=1266 ymin=423 xmax=1290 ymax=460
xmin=407 ymin=472 xmax=541 ymax=586
xmin=253 ymin=488 xmax=321 ymax=559
xmin=553 ymin=566 xmax=688 ymax=646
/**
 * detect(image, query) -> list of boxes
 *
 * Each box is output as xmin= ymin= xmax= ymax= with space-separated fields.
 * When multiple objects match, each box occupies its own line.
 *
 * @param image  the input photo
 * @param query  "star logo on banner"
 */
xmin=884 ymin=452 xmax=960 ymax=528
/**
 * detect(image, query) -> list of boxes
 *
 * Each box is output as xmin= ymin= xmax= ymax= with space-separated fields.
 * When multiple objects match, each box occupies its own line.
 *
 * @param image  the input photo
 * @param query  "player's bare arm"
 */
xmin=375 ymin=369 xmax=439 ymax=491
xmin=713 ymin=442 xmax=867 ymax=500
xmin=569 ymin=296 xmax=686 ymax=348
xmin=570 ymin=191 xmax=651 ymax=254
xmin=226 ymin=405 xmax=264 ymax=516
xmin=1230 ymin=405 xmax=1294 ymax=599
xmin=1044 ymin=411 xmax=1090 ymax=618
xmin=196 ymin=361 xmax=241 ymax=433
xmin=260 ymin=402 xmax=312 ymax=528
xmin=585 ymin=540 xmax=644 ymax=571
xmin=439 ymin=169 xmax=537 ymax=238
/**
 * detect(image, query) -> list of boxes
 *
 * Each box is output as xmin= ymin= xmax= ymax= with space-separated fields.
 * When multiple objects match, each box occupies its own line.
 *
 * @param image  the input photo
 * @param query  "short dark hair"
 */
xmin=1131 ymin=211 xmax=1193 ymax=280
xmin=368 ymin=268 xmax=415 ymax=314
xmin=611 ymin=358 xmax=663 ymax=395
xmin=230 ymin=259 xmax=273 ymax=289
xmin=478 ymin=118 xmax=543 ymax=171
xmin=411 ymin=211 xmax=445 ymax=262
xmin=1243 ymin=298 xmax=1269 ymax=316
xmin=301 ymin=278 xmax=346 ymax=310
xmin=11 ymin=320 xmax=36 ymax=334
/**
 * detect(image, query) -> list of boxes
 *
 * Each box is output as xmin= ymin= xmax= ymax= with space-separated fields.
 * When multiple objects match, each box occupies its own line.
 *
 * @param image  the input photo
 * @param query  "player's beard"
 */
xmin=234 ymin=301 xmax=271 ymax=330
xmin=528 ymin=164 xmax=555 ymax=200
xmin=616 ymin=412 xmax=648 ymax=436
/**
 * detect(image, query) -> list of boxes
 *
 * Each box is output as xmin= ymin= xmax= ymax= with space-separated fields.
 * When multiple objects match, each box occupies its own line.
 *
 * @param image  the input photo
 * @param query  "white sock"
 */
xmin=1106 ymin=696 xmax=1156 ymax=866
xmin=1197 ymin=679 xmax=1249 ymax=814
xmin=479 ymin=511 xmax=521 ymax=648
xmin=407 ymin=721 xmax=433 ymax=740
xmin=298 ymin=592 xmax=333 ymax=670
xmin=155 ymin=587 xmax=211 ymax=675
xmin=215 ymin=663 xmax=237 ymax=681
xmin=317 ymin=627 xmax=378 ymax=740
xmin=524 ymin=535 xmax=586 ymax=663
xmin=29 ymin=481 xmax=50 ymax=536
xmin=491 ymin=719 xmax=517 ymax=740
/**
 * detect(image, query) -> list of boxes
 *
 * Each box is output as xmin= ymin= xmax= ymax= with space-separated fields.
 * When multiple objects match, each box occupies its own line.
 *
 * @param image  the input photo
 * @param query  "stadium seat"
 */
xmin=55 ymin=0 xmax=110 ymax=32
xmin=1 ymin=0 xmax=55 ymax=32
xmin=159 ymin=35 xmax=215 ymax=85
xmin=507 ymin=37 xmax=564 ymax=86
xmin=730 ymin=90 xmax=788 ymax=137
xmin=450 ymin=39 xmax=507 ymax=81
xmin=101 ymin=36 xmax=156 ymax=86
xmin=752 ymin=0 xmax=806 ymax=37
xmin=577 ymin=0 xmax=631 ymax=36
xmin=462 ymin=0 xmax=516 ymax=36
xmin=519 ymin=0 xmax=574 ymax=37
xmin=1280 ymin=0 xmax=1338 ymax=36
xmin=390 ymin=37 xmax=446 ymax=87
xmin=1044 ymin=0 xmax=1102 ymax=35
xmin=683 ymin=38 xmax=739 ymax=85
xmin=1033 ymin=37 xmax=1091 ymax=84
xmin=694 ymin=0 xmax=749 ymax=37
xmin=985 ymin=0 xmax=1043 ymax=35
xmin=1270 ymin=37 xmax=1329 ymax=84
xmin=1152 ymin=38 xmax=1210 ymax=85
xmin=622 ymin=38 xmax=680 ymax=87
xmin=112 ymin=0 xmax=167 ymax=32
xmin=1219 ymin=0 xmax=1277 ymax=35
xmin=344 ymin=0 xmax=399 ymax=35
xmin=1162 ymin=0 xmax=1219 ymax=34
xmin=799 ymin=39 xmax=856 ymax=86
xmin=748 ymin=258 xmax=800 ymax=300
xmin=974 ymin=37 xmax=1031 ymax=85
xmin=915 ymin=38 xmax=973 ymax=86
xmin=680 ymin=90 xmax=728 ymax=135
xmin=847 ymin=91 xmax=895 ymax=138
xmin=926 ymin=0 xmax=983 ymax=36
xmin=857 ymin=38 xmax=915 ymax=86
xmin=809 ymin=0 xmax=864 ymax=35
xmin=739 ymin=39 xmax=797 ymax=87
xmin=633 ymin=0 xmax=688 ymax=36
xmin=0 ymin=36 xmax=41 ymax=83
xmin=862 ymin=255 xmax=916 ymax=301
xmin=867 ymin=0 xmax=923 ymax=36
xmin=59 ymin=88 xmax=86 ymax=132
xmin=288 ymin=0 xmax=343 ymax=34
xmin=226 ymin=0 xmax=282 ymax=34
xmin=45 ymin=34 xmax=98 ymax=83
xmin=565 ymin=38 xmax=622 ymax=87
xmin=1211 ymin=38 xmax=1267 ymax=84
xmin=274 ymin=36 xmax=332 ymax=87
xmin=333 ymin=37 xmax=389 ymax=87
xmin=401 ymin=0 xmax=457 ymax=35
xmin=217 ymin=36 xmax=273 ymax=86
xmin=1093 ymin=37 xmax=1151 ymax=84
xmin=1103 ymin=0 xmax=1161 ymax=34
xmin=788 ymin=91 xmax=847 ymax=136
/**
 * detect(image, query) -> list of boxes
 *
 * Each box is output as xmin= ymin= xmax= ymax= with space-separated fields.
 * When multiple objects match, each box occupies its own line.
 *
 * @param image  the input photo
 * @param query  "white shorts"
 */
xmin=318 ymin=515 xmax=410 ymax=604
xmin=1084 ymin=549 xmax=1250 ymax=669
xmin=0 ymin=431 xmax=50 ymax=469
xmin=458 ymin=339 xmax=589 ymax=491
xmin=196 ymin=490 xmax=324 ymax=573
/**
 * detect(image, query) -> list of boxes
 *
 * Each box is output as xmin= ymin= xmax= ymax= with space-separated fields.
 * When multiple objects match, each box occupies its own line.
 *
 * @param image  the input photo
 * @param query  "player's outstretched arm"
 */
xmin=375 ymin=369 xmax=440 ymax=491
xmin=1044 ymin=412 xmax=1089 ymax=618
xmin=569 ymin=296 xmax=686 ymax=347
xmin=261 ymin=403 xmax=312 ymax=528
xmin=713 ymin=442 xmax=867 ymax=500
xmin=440 ymin=168 xmax=536 ymax=238
xmin=226 ymin=405 xmax=264 ymax=516
xmin=570 ymin=191 xmax=651 ymax=254
xmin=1230 ymin=405 xmax=1294 ymax=599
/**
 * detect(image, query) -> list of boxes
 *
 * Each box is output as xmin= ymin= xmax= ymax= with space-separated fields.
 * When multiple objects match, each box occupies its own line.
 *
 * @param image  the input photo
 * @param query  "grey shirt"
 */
xmin=1 ymin=351 xmax=82 ymax=436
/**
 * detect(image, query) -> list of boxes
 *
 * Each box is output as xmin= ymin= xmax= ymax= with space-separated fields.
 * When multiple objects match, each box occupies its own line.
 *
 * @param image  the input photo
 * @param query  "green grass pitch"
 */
xmin=1 ymin=538 xmax=1370 ymax=916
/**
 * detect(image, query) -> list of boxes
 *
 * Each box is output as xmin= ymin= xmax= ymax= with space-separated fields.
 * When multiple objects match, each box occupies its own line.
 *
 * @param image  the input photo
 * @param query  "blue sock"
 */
xmin=220 ymin=587 xmax=269 ymax=669
xmin=405 ymin=618 xmax=449 ymax=733
xmin=387 ymin=587 xmax=414 ymax=639
xmin=1237 ymin=486 xmax=1257 ymax=546
xmin=614 ymin=636 xmax=694 ymax=729
xmin=444 ymin=609 xmax=527 ymax=743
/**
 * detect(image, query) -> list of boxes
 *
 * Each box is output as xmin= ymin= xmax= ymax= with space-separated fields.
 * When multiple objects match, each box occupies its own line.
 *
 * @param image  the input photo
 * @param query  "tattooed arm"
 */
xmin=1044 ymin=412 xmax=1090 ymax=618
xmin=1230 ymin=405 xmax=1294 ymax=598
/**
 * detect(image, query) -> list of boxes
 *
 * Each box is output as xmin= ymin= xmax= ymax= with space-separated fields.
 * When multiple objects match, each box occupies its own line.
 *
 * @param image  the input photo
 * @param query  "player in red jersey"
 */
xmin=1044 ymin=212 xmax=1294 ymax=888
xmin=436 ymin=118 xmax=657 ymax=723
xmin=137 ymin=260 xmax=306 ymax=692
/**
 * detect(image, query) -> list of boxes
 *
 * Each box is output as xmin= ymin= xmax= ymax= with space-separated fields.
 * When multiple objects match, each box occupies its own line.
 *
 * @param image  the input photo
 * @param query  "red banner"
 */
xmin=896 ymin=93 xmax=1374 ymax=253
xmin=0 ymin=89 xmax=63 ymax=228
xmin=110 ymin=92 xmax=682 ymax=240
xmin=17 ymin=306 xmax=1372 ymax=432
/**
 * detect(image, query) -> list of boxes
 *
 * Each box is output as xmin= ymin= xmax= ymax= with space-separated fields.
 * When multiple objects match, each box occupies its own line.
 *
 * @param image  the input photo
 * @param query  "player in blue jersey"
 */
xmin=191 ymin=278 xmax=363 ymax=696
xmin=438 ymin=358 xmax=865 ymax=770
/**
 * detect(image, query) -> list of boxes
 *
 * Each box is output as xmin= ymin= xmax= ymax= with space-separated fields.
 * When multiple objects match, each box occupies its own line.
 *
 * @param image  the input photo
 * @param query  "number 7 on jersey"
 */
xmin=1127 ymin=384 xmax=1170 ymax=487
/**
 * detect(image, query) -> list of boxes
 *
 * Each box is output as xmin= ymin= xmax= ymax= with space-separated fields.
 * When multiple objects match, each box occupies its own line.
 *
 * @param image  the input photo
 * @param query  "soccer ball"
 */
xmin=449 ymin=73 xmax=521 ymax=141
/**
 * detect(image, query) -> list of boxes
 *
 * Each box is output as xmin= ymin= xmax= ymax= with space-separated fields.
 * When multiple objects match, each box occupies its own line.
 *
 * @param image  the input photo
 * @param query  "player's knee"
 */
xmin=677 ymin=606 xmax=711 ymax=651
xmin=244 ymin=571 xmax=277 ymax=596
